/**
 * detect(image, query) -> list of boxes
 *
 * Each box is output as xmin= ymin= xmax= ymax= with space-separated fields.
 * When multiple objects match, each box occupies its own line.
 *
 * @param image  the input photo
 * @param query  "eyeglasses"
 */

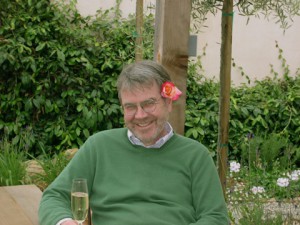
xmin=122 ymin=98 xmax=161 ymax=116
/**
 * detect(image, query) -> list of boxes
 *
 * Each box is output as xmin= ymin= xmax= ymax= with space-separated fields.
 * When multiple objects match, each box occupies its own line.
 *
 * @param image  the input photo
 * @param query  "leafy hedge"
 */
xmin=0 ymin=0 xmax=153 ymax=155
xmin=1 ymin=0 xmax=299 ymax=167
xmin=185 ymin=56 xmax=300 ymax=166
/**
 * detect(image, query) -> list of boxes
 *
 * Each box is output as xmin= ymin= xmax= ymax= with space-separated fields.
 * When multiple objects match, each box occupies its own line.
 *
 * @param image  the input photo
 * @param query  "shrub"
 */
xmin=0 ymin=0 xmax=154 ymax=156
xmin=186 ymin=55 xmax=300 ymax=165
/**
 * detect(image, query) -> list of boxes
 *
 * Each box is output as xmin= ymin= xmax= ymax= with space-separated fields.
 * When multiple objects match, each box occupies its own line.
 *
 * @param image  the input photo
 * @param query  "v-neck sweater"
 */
xmin=39 ymin=128 xmax=229 ymax=225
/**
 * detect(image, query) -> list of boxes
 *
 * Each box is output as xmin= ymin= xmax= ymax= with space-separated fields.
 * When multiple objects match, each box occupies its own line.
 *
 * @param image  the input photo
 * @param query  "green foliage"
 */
xmin=186 ymin=46 xmax=300 ymax=165
xmin=33 ymin=151 xmax=71 ymax=190
xmin=238 ymin=203 xmax=285 ymax=225
xmin=241 ymin=133 xmax=300 ymax=172
xmin=228 ymin=44 xmax=300 ymax=160
xmin=0 ymin=136 xmax=27 ymax=186
xmin=0 ymin=0 xmax=154 ymax=156
xmin=185 ymin=57 xmax=220 ymax=153
xmin=191 ymin=0 xmax=300 ymax=31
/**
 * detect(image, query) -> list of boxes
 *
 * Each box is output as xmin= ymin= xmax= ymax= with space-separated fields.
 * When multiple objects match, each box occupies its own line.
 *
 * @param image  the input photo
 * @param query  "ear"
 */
xmin=166 ymin=98 xmax=173 ymax=112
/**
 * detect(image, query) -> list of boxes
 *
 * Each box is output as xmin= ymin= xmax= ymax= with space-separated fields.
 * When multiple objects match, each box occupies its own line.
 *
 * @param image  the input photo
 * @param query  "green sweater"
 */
xmin=39 ymin=128 xmax=229 ymax=225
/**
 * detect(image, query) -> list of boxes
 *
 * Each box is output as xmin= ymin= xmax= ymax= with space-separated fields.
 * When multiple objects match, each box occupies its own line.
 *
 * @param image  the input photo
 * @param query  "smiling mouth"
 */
xmin=136 ymin=121 xmax=152 ymax=128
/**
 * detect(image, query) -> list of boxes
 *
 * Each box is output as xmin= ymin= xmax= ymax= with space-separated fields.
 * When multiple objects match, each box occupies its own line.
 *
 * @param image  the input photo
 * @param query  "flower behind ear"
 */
xmin=161 ymin=81 xmax=182 ymax=101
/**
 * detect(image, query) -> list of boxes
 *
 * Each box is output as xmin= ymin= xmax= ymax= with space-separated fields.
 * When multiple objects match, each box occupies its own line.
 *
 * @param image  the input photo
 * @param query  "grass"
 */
xmin=0 ymin=137 xmax=26 ymax=186
xmin=32 ymin=151 xmax=71 ymax=190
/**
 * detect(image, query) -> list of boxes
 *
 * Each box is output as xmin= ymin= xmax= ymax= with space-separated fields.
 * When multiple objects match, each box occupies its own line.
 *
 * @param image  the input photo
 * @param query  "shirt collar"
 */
xmin=127 ymin=122 xmax=174 ymax=148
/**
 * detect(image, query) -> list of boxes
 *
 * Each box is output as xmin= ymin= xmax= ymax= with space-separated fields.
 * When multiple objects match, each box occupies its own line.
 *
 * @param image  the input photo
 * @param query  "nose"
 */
xmin=134 ymin=105 xmax=148 ymax=118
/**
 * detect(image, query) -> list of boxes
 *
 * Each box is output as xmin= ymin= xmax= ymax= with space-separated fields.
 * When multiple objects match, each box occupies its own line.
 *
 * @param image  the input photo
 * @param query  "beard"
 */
xmin=127 ymin=117 xmax=168 ymax=146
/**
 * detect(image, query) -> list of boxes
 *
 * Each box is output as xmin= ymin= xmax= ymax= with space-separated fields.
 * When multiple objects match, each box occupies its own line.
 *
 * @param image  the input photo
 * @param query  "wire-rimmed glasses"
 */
xmin=122 ymin=98 xmax=161 ymax=116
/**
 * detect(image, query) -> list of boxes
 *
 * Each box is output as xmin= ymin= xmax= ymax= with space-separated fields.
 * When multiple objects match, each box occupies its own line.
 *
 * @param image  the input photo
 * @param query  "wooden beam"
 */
xmin=135 ymin=0 xmax=143 ymax=62
xmin=154 ymin=0 xmax=191 ymax=135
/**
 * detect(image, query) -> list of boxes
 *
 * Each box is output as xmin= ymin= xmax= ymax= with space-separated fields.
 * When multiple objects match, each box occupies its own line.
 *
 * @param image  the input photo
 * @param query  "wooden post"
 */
xmin=217 ymin=0 xmax=234 ymax=196
xmin=135 ymin=0 xmax=143 ymax=62
xmin=154 ymin=0 xmax=191 ymax=135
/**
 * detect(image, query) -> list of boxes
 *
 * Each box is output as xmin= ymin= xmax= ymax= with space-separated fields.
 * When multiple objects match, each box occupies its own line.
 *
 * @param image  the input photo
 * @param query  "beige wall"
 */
xmin=76 ymin=0 xmax=300 ymax=86
xmin=77 ymin=0 xmax=155 ymax=17
xmin=199 ymin=12 xmax=300 ymax=86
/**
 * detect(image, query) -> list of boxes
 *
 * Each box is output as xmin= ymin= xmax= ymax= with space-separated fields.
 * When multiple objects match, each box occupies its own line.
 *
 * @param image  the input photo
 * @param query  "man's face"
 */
xmin=120 ymin=82 xmax=172 ymax=146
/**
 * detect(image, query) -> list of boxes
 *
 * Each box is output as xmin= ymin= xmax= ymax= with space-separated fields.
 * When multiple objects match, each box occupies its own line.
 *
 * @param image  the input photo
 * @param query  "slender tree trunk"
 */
xmin=217 ymin=0 xmax=233 ymax=196
xmin=135 ymin=0 xmax=143 ymax=62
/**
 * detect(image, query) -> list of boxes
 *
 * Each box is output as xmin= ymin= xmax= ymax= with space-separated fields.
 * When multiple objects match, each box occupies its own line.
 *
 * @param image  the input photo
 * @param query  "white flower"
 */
xmin=251 ymin=186 xmax=265 ymax=194
xmin=229 ymin=161 xmax=241 ymax=173
xmin=258 ymin=186 xmax=265 ymax=193
xmin=251 ymin=186 xmax=259 ymax=194
xmin=288 ymin=171 xmax=299 ymax=181
xmin=277 ymin=178 xmax=289 ymax=187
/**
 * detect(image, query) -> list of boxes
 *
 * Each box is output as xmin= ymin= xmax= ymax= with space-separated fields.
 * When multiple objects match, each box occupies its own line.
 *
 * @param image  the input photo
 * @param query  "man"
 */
xmin=39 ymin=60 xmax=229 ymax=225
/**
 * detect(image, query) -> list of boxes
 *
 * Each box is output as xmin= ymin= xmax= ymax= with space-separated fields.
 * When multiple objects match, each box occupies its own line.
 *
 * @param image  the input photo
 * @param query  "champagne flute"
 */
xmin=71 ymin=178 xmax=89 ymax=225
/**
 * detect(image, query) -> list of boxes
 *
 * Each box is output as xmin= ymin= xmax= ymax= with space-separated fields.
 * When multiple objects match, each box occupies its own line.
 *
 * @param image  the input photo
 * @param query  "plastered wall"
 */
xmin=76 ymin=0 xmax=300 ymax=86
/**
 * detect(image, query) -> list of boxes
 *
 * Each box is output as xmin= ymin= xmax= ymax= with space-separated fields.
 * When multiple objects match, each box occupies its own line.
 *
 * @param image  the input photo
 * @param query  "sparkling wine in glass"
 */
xmin=71 ymin=178 xmax=89 ymax=225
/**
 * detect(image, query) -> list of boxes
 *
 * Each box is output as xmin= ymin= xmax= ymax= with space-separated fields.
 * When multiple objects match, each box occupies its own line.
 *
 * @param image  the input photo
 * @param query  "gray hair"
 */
xmin=117 ymin=60 xmax=171 ymax=101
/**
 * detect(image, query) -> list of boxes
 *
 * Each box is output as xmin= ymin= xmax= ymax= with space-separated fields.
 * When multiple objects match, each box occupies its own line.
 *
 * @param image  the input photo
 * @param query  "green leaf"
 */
xmin=196 ymin=127 xmax=204 ymax=136
xmin=241 ymin=107 xmax=249 ymax=116
xmin=83 ymin=129 xmax=90 ymax=138
xmin=36 ymin=42 xmax=46 ymax=51
xmin=76 ymin=104 xmax=83 ymax=112
xmin=231 ymin=120 xmax=237 ymax=128
xmin=30 ymin=62 xmax=36 ymax=72
xmin=10 ymin=18 xmax=15 ymax=30
xmin=33 ymin=98 xmax=40 ymax=108
xmin=45 ymin=100 xmax=53 ymax=113
xmin=192 ymin=129 xmax=199 ymax=139
xmin=25 ymin=99 xmax=33 ymax=111
xmin=76 ymin=127 xmax=81 ymax=136
xmin=18 ymin=45 xmax=24 ymax=54
xmin=12 ymin=135 xmax=20 ymax=145
xmin=253 ymin=108 xmax=261 ymax=117
xmin=57 ymin=50 xmax=65 ymax=62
